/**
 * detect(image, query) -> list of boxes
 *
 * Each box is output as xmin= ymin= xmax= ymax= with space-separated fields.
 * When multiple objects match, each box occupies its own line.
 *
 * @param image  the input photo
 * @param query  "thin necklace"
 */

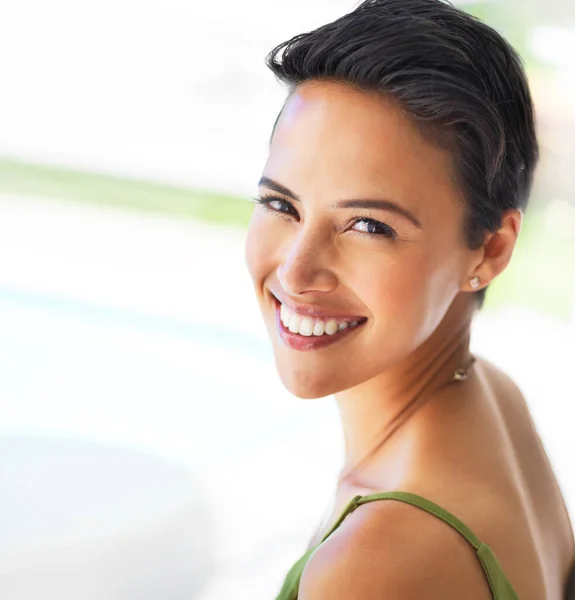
xmin=337 ymin=352 xmax=477 ymax=488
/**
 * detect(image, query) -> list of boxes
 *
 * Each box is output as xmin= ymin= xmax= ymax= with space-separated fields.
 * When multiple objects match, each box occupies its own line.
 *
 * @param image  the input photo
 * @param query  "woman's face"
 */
xmin=245 ymin=80 xmax=472 ymax=399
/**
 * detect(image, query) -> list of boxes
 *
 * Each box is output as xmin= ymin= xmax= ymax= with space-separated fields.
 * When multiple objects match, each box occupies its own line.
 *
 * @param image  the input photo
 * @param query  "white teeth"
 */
xmin=313 ymin=321 xmax=325 ymax=336
xmin=324 ymin=320 xmax=339 ymax=335
xmin=299 ymin=317 xmax=314 ymax=337
xmin=280 ymin=304 xmax=289 ymax=327
xmin=288 ymin=314 xmax=301 ymax=333
xmin=278 ymin=301 xmax=364 ymax=337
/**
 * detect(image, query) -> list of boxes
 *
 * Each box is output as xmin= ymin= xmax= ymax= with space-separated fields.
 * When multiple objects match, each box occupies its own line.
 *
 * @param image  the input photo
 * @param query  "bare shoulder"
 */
xmin=474 ymin=354 xmax=526 ymax=400
xmin=298 ymin=497 xmax=493 ymax=600
xmin=468 ymin=354 xmax=539 ymax=441
xmin=474 ymin=354 xmax=545 ymax=446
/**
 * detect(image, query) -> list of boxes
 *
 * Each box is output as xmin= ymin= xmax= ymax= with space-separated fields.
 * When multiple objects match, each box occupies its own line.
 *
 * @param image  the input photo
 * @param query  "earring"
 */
xmin=469 ymin=276 xmax=481 ymax=290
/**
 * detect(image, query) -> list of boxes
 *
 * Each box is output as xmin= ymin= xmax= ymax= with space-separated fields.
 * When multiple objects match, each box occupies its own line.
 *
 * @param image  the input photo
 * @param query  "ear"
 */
xmin=466 ymin=208 xmax=524 ymax=291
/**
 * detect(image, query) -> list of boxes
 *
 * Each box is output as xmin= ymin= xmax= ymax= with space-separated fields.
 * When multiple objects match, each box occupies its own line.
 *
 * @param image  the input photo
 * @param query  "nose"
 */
xmin=276 ymin=229 xmax=338 ymax=296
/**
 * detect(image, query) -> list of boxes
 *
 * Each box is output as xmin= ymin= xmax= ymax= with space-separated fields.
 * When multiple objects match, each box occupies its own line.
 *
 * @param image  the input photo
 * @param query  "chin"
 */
xmin=275 ymin=360 xmax=350 ymax=399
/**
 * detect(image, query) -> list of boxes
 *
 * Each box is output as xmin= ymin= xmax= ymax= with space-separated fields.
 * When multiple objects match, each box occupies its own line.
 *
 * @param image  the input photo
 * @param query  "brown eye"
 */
xmin=351 ymin=217 xmax=397 ymax=240
xmin=252 ymin=195 xmax=298 ymax=217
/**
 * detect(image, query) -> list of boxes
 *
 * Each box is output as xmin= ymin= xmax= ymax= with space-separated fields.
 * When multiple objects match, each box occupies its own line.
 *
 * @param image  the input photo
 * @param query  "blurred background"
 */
xmin=0 ymin=0 xmax=574 ymax=598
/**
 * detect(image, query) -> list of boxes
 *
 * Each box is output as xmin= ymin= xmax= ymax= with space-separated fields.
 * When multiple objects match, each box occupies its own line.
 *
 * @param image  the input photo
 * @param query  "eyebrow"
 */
xmin=257 ymin=176 xmax=423 ymax=230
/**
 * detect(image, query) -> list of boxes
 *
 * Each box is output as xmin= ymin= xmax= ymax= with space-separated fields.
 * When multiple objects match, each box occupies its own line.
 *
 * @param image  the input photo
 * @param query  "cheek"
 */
xmin=352 ymin=246 xmax=454 ymax=348
xmin=353 ymin=251 xmax=428 ymax=319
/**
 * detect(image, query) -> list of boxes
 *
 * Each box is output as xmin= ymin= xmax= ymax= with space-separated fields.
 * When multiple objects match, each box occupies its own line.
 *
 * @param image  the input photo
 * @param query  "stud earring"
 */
xmin=469 ymin=276 xmax=481 ymax=290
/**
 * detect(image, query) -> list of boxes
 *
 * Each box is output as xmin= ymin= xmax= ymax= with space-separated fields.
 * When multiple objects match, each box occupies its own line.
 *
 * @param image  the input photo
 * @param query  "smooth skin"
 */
xmin=244 ymin=80 xmax=574 ymax=599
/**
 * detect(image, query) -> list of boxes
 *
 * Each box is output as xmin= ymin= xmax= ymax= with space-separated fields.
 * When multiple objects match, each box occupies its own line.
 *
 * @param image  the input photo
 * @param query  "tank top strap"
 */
xmin=335 ymin=491 xmax=483 ymax=549
xmin=317 ymin=490 xmax=519 ymax=600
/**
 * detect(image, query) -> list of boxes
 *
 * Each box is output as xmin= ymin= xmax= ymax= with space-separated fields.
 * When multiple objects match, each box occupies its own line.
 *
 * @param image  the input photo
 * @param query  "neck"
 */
xmin=333 ymin=293 xmax=476 ymax=488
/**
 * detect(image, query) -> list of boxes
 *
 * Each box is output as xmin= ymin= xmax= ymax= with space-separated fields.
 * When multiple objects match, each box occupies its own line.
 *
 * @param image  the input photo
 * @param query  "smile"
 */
xmin=272 ymin=297 xmax=367 ymax=352
xmin=280 ymin=302 xmax=366 ymax=336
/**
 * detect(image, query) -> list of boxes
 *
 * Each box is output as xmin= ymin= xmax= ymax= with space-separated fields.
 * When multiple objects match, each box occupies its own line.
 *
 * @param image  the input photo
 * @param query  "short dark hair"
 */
xmin=265 ymin=0 xmax=538 ymax=310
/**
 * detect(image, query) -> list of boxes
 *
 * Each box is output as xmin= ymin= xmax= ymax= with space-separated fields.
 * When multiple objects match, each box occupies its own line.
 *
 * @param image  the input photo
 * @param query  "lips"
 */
xmin=272 ymin=296 xmax=366 ymax=352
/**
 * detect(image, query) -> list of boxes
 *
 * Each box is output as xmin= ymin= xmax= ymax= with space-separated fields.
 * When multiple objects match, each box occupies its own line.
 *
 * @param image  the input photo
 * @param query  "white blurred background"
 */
xmin=0 ymin=1 xmax=574 ymax=598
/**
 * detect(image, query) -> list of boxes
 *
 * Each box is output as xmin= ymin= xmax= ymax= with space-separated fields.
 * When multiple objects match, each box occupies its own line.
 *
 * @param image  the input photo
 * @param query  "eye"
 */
xmin=351 ymin=217 xmax=398 ymax=240
xmin=250 ymin=195 xmax=398 ymax=240
xmin=250 ymin=195 xmax=299 ymax=218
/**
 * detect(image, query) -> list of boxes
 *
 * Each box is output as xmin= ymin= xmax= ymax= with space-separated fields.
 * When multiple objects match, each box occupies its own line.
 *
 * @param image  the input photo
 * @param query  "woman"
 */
xmin=244 ymin=1 xmax=575 ymax=598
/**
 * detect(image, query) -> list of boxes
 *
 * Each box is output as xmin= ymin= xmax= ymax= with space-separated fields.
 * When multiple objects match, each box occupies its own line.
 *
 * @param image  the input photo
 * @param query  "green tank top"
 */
xmin=274 ymin=491 xmax=519 ymax=600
